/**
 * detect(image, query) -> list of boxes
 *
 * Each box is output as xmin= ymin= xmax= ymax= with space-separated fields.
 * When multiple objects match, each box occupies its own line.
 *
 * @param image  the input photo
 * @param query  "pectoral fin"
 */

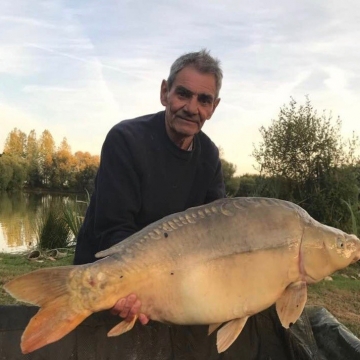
xmin=107 ymin=315 xmax=138 ymax=337
xmin=208 ymin=322 xmax=223 ymax=335
xmin=276 ymin=281 xmax=307 ymax=328
xmin=216 ymin=317 xmax=248 ymax=353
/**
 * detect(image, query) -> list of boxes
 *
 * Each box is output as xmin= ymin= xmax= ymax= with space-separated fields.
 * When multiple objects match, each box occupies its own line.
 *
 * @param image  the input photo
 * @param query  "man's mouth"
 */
xmin=177 ymin=116 xmax=198 ymax=124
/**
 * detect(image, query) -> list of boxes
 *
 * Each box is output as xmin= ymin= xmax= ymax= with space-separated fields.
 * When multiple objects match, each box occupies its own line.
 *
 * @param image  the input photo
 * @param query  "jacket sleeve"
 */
xmin=94 ymin=125 xmax=141 ymax=251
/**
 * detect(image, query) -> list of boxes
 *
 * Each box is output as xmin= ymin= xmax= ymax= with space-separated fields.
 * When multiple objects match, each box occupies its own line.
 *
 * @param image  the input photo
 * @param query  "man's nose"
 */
xmin=184 ymin=95 xmax=199 ymax=115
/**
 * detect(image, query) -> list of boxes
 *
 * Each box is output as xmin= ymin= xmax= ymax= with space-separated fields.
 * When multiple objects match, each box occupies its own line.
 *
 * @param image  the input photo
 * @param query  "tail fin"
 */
xmin=4 ymin=266 xmax=91 ymax=354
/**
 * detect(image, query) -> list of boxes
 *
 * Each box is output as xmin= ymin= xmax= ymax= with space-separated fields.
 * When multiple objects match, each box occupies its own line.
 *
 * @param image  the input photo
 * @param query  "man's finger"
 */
xmin=111 ymin=294 xmax=136 ymax=318
xmin=139 ymin=313 xmax=150 ymax=325
xmin=128 ymin=299 xmax=141 ymax=317
xmin=110 ymin=298 xmax=126 ymax=315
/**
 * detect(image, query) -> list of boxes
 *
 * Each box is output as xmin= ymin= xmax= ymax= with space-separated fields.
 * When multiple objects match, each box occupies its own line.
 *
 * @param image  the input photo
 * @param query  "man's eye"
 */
xmin=198 ymin=96 xmax=212 ymax=105
xmin=177 ymin=90 xmax=189 ymax=98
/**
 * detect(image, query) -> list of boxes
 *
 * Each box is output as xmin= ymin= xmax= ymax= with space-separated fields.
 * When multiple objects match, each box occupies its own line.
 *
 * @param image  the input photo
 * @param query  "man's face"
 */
xmin=160 ymin=66 xmax=220 ymax=144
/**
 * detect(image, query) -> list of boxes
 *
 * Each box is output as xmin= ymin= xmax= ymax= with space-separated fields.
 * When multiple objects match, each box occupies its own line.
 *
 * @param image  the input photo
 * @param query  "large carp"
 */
xmin=5 ymin=197 xmax=360 ymax=354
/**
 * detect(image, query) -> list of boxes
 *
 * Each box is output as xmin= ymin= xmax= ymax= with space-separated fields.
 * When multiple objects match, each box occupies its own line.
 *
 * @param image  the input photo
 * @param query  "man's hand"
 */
xmin=111 ymin=293 xmax=150 ymax=325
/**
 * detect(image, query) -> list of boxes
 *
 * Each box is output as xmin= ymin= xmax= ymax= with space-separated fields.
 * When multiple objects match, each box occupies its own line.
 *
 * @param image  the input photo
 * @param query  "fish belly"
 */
xmin=136 ymin=245 xmax=300 ymax=325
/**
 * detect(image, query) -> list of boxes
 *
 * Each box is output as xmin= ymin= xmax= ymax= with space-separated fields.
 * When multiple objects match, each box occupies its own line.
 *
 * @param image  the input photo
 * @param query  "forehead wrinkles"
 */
xmin=175 ymin=85 xmax=214 ymax=101
xmin=171 ymin=68 xmax=217 ymax=98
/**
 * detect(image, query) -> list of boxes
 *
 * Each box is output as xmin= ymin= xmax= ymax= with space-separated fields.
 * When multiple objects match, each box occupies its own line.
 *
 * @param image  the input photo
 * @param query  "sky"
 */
xmin=0 ymin=1 xmax=359 ymax=175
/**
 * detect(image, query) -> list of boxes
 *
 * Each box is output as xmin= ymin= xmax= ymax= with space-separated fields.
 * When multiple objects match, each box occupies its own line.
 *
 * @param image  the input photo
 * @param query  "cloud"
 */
xmin=1 ymin=0 xmax=360 ymax=173
xmin=0 ymin=15 xmax=57 ymax=29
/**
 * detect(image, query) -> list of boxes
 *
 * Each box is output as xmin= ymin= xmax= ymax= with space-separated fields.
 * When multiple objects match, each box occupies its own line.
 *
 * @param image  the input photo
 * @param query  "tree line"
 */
xmin=0 ymin=129 xmax=99 ymax=192
xmin=2 ymin=97 xmax=360 ymax=235
xmin=222 ymin=97 xmax=360 ymax=235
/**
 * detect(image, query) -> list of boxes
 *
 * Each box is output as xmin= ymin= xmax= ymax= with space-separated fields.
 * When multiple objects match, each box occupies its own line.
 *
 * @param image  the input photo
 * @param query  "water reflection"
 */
xmin=0 ymin=192 xmax=82 ymax=253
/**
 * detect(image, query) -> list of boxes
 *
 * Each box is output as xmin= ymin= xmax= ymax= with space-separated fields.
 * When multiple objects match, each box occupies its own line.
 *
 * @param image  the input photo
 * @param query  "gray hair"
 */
xmin=167 ymin=49 xmax=223 ymax=98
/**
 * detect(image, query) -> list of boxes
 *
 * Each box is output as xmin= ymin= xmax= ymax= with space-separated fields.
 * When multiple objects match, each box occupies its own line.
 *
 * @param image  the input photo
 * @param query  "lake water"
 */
xmin=0 ymin=192 xmax=84 ymax=253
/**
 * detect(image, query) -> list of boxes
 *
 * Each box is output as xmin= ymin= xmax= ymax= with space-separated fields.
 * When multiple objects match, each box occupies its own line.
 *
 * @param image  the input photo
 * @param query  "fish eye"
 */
xmin=336 ymin=237 xmax=345 ymax=249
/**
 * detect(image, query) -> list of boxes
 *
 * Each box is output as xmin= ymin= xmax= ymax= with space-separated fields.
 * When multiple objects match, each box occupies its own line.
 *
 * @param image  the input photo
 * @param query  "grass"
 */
xmin=307 ymin=264 xmax=360 ymax=337
xmin=0 ymin=252 xmax=74 ymax=305
xmin=0 ymin=253 xmax=359 ymax=338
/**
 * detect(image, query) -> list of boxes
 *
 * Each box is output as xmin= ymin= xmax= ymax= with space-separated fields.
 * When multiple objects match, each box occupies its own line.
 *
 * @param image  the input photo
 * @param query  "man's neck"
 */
xmin=165 ymin=124 xmax=194 ymax=151
xmin=172 ymin=136 xmax=194 ymax=151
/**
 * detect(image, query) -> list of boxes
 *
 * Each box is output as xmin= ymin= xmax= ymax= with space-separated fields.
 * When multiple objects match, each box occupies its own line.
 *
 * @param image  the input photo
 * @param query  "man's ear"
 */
xmin=208 ymin=98 xmax=221 ymax=119
xmin=160 ymin=80 xmax=168 ymax=106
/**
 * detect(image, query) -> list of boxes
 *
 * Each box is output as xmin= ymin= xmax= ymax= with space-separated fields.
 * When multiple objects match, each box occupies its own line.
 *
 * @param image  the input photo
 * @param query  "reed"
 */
xmin=62 ymin=191 xmax=89 ymax=241
xmin=341 ymin=199 xmax=359 ymax=236
xmin=35 ymin=201 xmax=71 ymax=250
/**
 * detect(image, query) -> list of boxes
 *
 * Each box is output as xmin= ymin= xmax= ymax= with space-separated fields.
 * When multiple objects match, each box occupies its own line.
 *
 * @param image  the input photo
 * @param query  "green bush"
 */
xmin=36 ymin=201 xmax=71 ymax=250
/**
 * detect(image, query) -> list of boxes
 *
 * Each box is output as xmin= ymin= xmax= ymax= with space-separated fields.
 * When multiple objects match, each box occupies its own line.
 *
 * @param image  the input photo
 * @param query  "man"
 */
xmin=74 ymin=49 xmax=225 ymax=324
xmin=73 ymin=50 xmax=295 ymax=359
